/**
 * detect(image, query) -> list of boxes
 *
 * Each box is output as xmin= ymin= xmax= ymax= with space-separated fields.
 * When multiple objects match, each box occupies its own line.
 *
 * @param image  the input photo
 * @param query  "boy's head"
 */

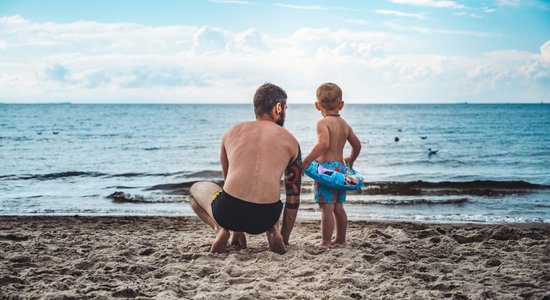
xmin=253 ymin=83 xmax=287 ymax=126
xmin=316 ymin=82 xmax=342 ymax=110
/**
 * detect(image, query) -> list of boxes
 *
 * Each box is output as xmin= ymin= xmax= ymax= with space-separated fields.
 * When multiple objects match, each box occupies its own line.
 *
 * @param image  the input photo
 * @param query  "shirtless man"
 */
xmin=189 ymin=83 xmax=302 ymax=254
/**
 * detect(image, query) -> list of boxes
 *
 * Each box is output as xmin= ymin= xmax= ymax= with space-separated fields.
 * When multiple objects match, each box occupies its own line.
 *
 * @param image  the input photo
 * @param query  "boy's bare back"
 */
xmin=316 ymin=116 xmax=350 ymax=163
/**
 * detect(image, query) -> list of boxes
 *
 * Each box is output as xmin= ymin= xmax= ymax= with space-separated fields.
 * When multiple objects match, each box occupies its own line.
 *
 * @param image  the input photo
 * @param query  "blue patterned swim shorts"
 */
xmin=314 ymin=161 xmax=347 ymax=204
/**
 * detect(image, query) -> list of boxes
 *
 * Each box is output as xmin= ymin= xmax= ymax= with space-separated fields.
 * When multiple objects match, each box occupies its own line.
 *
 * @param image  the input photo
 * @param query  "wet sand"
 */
xmin=1 ymin=216 xmax=549 ymax=299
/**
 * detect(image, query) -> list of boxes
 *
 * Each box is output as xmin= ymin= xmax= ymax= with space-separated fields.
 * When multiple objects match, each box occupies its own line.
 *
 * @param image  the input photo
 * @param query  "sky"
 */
xmin=0 ymin=0 xmax=549 ymax=103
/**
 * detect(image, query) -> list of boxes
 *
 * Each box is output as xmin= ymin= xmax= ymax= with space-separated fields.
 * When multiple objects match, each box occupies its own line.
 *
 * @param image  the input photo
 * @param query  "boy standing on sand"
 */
xmin=302 ymin=83 xmax=362 ymax=247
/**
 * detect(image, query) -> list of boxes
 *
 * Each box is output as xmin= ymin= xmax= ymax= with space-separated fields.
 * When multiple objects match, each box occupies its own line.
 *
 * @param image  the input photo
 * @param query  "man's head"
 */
xmin=316 ymin=82 xmax=343 ymax=111
xmin=253 ymin=83 xmax=287 ymax=126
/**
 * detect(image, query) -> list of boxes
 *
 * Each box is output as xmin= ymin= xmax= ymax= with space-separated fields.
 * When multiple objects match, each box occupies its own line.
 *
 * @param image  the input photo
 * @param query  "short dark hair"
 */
xmin=316 ymin=82 xmax=342 ymax=110
xmin=253 ymin=83 xmax=287 ymax=117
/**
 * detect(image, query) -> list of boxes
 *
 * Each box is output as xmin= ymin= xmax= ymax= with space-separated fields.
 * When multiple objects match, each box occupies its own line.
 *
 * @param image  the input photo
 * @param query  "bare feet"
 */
xmin=331 ymin=239 xmax=346 ymax=246
xmin=320 ymin=240 xmax=332 ymax=247
xmin=230 ymin=231 xmax=247 ymax=249
xmin=210 ymin=228 xmax=230 ymax=253
xmin=266 ymin=229 xmax=286 ymax=254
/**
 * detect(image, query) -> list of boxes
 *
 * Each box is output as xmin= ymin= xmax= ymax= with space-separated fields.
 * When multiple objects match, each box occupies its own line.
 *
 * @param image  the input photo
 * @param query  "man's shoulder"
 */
xmin=277 ymin=126 xmax=299 ymax=145
xmin=224 ymin=121 xmax=252 ymax=134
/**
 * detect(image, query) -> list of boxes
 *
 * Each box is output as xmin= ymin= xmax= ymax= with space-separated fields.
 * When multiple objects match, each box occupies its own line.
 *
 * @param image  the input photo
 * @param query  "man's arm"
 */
xmin=220 ymin=134 xmax=229 ymax=180
xmin=281 ymin=146 xmax=302 ymax=245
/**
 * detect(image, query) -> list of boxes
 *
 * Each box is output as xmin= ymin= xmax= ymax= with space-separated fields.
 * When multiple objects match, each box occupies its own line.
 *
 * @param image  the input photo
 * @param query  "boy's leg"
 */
xmin=189 ymin=182 xmax=230 ymax=253
xmin=333 ymin=202 xmax=347 ymax=245
xmin=319 ymin=203 xmax=335 ymax=247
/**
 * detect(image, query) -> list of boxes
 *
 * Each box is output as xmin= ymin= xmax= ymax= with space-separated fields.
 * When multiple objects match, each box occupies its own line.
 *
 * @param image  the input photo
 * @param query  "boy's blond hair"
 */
xmin=316 ymin=82 xmax=342 ymax=110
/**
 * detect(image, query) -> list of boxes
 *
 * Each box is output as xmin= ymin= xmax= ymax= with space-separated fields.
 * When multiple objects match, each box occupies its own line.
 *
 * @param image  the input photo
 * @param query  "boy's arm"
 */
xmin=281 ymin=146 xmax=302 ymax=245
xmin=302 ymin=122 xmax=330 ymax=170
xmin=344 ymin=128 xmax=361 ymax=169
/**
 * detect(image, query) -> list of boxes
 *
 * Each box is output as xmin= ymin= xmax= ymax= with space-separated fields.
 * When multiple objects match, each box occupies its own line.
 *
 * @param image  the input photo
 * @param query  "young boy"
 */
xmin=302 ymin=82 xmax=362 ymax=247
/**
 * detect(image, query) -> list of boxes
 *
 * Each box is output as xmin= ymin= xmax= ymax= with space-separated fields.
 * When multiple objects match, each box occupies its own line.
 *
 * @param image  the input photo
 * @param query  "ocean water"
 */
xmin=1 ymin=103 xmax=549 ymax=223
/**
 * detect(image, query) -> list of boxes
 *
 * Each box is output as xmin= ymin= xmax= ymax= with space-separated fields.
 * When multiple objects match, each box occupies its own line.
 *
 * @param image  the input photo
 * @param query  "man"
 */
xmin=189 ymin=83 xmax=302 ymax=254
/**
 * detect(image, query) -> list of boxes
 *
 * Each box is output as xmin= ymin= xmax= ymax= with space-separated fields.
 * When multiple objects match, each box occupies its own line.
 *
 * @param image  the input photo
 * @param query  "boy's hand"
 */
xmin=301 ymin=157 xmax=312 ymax=175
xmin=344 ymin=156 xmax=354 ymax=169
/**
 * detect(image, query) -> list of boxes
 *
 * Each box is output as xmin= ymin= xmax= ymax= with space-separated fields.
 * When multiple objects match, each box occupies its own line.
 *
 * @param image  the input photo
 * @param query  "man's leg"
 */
xmin=189 ymin=181 xmax=230 ymax=253
xmin=231 ymin=232 xmax=247 ymax=249
xmin=333 ymin=202 xmax=347 ymax=245
xmin=266 ymin=221 xmax=286 ymax=254
xmin=319 ymin=203 xmax=335 ymax=247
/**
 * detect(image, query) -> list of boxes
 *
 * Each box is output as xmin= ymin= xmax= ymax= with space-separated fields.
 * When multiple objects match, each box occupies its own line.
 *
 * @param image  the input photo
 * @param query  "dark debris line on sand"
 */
xmin=0 ymin=216 xmax=549 ymax=299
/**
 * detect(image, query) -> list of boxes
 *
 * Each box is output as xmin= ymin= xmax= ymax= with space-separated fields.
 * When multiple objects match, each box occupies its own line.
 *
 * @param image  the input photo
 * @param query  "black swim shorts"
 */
xmin=211 ymin=191 xmax=283 ymax=234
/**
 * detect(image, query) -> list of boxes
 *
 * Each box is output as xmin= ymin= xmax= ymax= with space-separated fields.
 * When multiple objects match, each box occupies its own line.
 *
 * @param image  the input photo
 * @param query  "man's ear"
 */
xmin=339 ymin=101 xmax=344 ymax=110
xmin=276 ymin=102 xmax=282 ymax=115
xmin=314 ymin=102 xmax=321 ymax=111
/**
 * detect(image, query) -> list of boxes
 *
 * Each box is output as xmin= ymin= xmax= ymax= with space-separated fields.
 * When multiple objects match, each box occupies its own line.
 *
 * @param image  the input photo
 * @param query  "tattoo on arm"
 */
xmin=284 ymin=146 xmax=302 ymax=196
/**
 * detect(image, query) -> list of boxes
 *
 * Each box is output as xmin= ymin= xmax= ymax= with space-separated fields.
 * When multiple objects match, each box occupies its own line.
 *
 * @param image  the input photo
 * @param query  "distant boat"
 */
xmin=36 ymin=131 xmax=43 ymax=135
xmin=428 ymin=148 xmax=438 ymax=156
xmin=420 ymin=136 xmax=427 ymax=140
xmin=52 ymin=130 xmax=60 ymax=135
xmin=394 ymin=137 xmax=399 ymax=142
xmin=397 ymin=129 xmax=402 ymax=132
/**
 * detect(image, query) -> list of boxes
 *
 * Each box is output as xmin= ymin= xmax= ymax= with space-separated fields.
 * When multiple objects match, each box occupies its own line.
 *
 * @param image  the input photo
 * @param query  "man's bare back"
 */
xmin=221 ymin=120 xmax=300 ymax=204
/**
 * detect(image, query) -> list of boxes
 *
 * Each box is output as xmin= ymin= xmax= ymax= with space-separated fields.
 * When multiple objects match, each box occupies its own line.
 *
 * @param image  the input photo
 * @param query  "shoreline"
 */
xmin=1 ymin=213 xmax=549 ymax=226
xmin=1 ymin=216 xmax=549 ymax=299
xmin=1 ymin=214 xmax=549 ymax=225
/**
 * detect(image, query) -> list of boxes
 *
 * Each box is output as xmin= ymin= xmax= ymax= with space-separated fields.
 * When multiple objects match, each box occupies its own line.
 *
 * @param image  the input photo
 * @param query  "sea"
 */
xmin=1 ymin=103 xmax=549 ymax=223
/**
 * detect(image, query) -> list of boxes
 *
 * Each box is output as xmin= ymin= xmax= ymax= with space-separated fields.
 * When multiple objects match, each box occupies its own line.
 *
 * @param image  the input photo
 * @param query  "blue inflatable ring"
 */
xmin=305 ymin=161 xmax=364 ymax=191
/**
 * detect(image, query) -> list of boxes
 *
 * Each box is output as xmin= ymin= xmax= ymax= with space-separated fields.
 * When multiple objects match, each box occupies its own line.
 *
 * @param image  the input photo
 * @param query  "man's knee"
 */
xmin=189 ymin=182 xmax=202 ymax=198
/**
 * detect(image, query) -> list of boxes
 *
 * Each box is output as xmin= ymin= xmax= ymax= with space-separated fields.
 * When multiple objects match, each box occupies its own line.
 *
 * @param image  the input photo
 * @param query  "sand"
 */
xmin=1 ymin=216 xmax=549 ymax=299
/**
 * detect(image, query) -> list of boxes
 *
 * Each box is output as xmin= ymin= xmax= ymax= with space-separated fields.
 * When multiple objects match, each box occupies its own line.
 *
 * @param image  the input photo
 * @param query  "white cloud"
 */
xmin=273 ymin=3 xmax=328 ymax=11
xmin=192 ymin=26 xmax=231 ymax=54
xmin=541 ymin=40 xmax=550 ymax=61
xmin=376 ymin=9 xmax=426 ymax=19
xmin=0 ymin=16 xmax=548 ymax=103
xmin=384 ymin=21 xmax=497 ymax=37
xmin=498 ymin=0 xmax=520 ymax=6
xmin=209 ymin=0 xmax=254 ymax=4
xmin=483 ymin=49 xmax=535 ymax=61
xmin=453 ymin=11 xmax=483 ymax=18
xmin=0 ymin=15 xmax=29 ymax=25
xmin=341 ymin=18 xmax=369 ymax=26
xmin=386 ymin=0 xmax=465 ymax=9
xmin=0 ymin=39 xmax=8 ymax=49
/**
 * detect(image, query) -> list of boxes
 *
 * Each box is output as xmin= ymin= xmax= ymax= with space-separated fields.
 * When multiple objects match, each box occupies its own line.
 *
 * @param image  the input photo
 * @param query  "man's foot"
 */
xmin=266 ymin=229 xmax=286 ymax=254
xmin=230 ymin=232 xmax=247 ymax=249
xmin=210 ymin=228 xmax=230 ymax=253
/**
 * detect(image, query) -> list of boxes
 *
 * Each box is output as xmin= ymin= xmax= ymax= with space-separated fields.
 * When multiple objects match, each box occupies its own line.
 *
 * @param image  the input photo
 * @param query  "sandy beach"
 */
xmin=1 ymin=216 xmax=549 ymax=299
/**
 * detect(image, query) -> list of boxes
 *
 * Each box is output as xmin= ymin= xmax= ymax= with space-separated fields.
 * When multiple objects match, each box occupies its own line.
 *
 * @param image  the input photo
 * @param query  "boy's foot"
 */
xmin=230 ymin=232 xmax=247 ymax=249
xmin=266 ymin=230 xmax=287 ymax=254
xmin=331 ymin=239 xmax=346 ymax=245
xmin=210 ymin=228 xmax=230 ymax=253
xmin=320 ymin=240 xmax=332 ymax=247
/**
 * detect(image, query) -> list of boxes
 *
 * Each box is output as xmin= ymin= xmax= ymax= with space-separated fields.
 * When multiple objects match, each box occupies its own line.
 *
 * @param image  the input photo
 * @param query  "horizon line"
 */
xmin=0 ymin=101 xmax=547 ymax=105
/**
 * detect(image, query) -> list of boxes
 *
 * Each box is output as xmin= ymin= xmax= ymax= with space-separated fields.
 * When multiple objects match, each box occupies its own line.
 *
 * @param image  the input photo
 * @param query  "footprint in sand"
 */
xmin=305 ymin=247 xmax=326 ymax=255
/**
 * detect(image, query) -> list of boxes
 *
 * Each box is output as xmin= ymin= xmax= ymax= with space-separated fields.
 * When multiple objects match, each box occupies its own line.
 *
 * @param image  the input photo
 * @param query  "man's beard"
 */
xmin=275 ymin=111 xmax=285 ymax=127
